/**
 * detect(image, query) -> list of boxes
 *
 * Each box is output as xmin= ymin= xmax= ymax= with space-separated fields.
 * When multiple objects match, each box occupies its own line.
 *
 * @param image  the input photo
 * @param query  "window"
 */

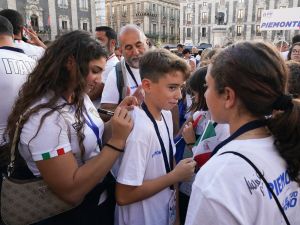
xmin=30 ymin=14 xmax=39 ymax=31
xmin=203 ymin=2 xmax=207 ymax=7
xmin=170 ymin=9 xmax=174 ymax=17
xmin=79 ymin=0 xmax=88 ymax=10
xmin=170 ymin=26 xmax=174 ymax=35
xmin=237 ymin=9 xmax=244 ymax=19
xmin=257 ymin=8 xmax=263 ymax=20
xmin=163 ymin=25 xmax=166 ymax=35
xmin=136 ymin=3 xmax=140 ymax=11
xmin=187 ymin=13 xmax=192 ymax=22
xmin=237 ymin=25 xmax=242 ymax=36
xmin=58 ymin=0 xmax=68 ymax=8
xmin=187 ymin=28 xmax=191 ymax=38
xmin=256 ymin=25 xmax=261 ymax=36
xmin=152 ymin=4 xmax=156 ymax=12
xmin=202 ymin=27 xmax=206 ymax=37
xmin=62 ymin=20 xmax=68 ymax=30
xmin=202 ymin=12 xmax=208 ymax=23
xmin=163 ymin=7 xmax=166 ymax=15
xmin=123 ymin=5 xmax=127 ymax=13
xmin=83 ymin=22 xmax=88 ymax=31
xmin=153 ymin=24 xmax=156 ymax=34
xmin=112 ymin=7 xmax=115 ymax=14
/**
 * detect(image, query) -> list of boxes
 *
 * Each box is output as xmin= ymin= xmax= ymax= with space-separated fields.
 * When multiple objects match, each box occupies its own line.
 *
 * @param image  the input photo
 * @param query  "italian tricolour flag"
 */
xmin=192 ymin=120 xmax=219 ymax=167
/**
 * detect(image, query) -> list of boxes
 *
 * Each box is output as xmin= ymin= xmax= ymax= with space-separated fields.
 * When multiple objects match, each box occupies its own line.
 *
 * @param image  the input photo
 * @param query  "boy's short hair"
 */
xmin=140 ymin=49 xmax=190 ymax=82
xmin=0 ymin=9 xmax=24 ymax=35
xmin=0 ymin=15 xmax=13 ymax=36
xmin=182 ymin=48 xmax=191 ymax=55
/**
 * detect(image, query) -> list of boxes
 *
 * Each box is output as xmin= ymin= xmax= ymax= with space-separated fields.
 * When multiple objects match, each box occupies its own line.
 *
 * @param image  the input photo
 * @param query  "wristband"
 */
xmin=105 ymin=143 xmax=124 ymax=152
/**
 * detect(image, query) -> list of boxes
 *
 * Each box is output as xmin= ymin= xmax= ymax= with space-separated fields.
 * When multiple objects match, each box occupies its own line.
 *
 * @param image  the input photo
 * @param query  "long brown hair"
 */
xmin=6 ymin=30 xmax=107 ymax=159
xmin=211 ymin=41 xmax=300 ymax=184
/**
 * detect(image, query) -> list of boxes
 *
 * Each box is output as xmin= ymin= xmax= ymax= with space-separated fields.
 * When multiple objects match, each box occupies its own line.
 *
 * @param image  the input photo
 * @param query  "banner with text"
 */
xmin=260 ymin=7 xmax=300 ymax=31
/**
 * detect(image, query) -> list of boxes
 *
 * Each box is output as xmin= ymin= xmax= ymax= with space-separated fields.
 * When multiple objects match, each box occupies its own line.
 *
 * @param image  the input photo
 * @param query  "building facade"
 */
xmin=106 ymin=0 xmax=180 ymax=45
xmin=95 ymin=0 xmax=106 ymax=26
xmin=180 ymin=0 xmax=300 ymax=46
xmin=0 ymin=0 xmax=96 ymax=41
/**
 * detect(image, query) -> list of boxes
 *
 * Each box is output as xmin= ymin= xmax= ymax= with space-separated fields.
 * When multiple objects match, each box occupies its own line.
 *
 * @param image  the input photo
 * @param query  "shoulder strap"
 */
xmin=115 ymin=62 xmax=124 ymax=104
xmin=220 ymin=151 xmax=290 ymax=225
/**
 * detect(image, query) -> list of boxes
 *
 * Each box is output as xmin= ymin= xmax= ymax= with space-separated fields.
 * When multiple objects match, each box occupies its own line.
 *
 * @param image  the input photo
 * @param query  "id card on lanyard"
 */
xmin=141 ymin=102 xmax=176 ymax=225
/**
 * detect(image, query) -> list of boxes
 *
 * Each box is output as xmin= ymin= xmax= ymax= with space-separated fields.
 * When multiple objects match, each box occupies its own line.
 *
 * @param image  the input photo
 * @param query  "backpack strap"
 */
xmin=115 ymin=61 xmax=124 ymax=104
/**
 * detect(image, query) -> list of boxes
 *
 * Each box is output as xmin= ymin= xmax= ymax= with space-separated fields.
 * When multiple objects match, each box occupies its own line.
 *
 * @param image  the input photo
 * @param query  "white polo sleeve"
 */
xmin=101 ymin=69 xmax=119 ymax=104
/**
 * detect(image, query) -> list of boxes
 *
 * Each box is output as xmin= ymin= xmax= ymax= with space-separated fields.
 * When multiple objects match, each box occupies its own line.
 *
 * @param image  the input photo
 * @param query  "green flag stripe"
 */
xmin=42 ymin=152 xmax=51 ymax=160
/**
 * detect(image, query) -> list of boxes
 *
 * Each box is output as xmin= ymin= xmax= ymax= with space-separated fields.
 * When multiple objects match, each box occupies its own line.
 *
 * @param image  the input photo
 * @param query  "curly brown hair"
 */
xmin=5 ymin=30 xmax=107 ymax=160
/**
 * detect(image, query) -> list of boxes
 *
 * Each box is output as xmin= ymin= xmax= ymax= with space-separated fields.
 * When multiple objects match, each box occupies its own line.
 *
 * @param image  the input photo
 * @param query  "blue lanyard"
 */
xmin=141 ymin=102 xmax=174 ymax=190
xmin=85 ymin=112 xmax=102 ymax=148
xmin=212 ymin=119 xmax=267 ymax=156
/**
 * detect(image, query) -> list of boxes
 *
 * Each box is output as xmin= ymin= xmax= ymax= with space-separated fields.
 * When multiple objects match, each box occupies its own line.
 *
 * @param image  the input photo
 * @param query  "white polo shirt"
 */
xmin=0 ymin=46 xmax=35 ymax=145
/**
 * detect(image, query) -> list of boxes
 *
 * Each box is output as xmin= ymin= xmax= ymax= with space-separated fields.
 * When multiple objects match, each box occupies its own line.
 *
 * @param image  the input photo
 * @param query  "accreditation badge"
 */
xmin=168 ymin=189 xmax=176 ymax=225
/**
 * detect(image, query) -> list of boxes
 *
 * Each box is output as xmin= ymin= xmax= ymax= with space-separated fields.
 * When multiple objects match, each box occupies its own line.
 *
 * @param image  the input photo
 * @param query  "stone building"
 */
xmin=95 ymin=0 xmax=106 ymax=26
xmin=180 ymin=0 xmax=300 ymax=46
xmin=106 ymin=0 xmax=180 ymax=45
xmin=0 ymin=0 xmax=96 ymax=41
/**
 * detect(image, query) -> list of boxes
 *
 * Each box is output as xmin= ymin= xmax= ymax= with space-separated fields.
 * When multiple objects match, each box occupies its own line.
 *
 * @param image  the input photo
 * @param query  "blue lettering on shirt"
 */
xmin=267 ymin=170 xmax=290 ymax=199
xmin=130 ymin=85 xmax=138 ymax=89
xmin=152 ymin=150 xmax=162 ymax=158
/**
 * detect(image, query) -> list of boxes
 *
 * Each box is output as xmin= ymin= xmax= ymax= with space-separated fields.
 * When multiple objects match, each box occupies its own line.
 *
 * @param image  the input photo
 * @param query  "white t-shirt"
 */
xmin=19 ymin=94 xmax=104 ymax=176
xmin=116 ymin=107 xmax=175 ymax=225
xmin=0 ymin=46 xmax=36 ymax=145
xmin=14 ymin=40 xmax=45 ymax=61
xmin=102 ymin=54 xmax=119 ymax=84
xmin=101 ymin=61 xmax=141 ymax=104
xmin=185 ymin=136 xmax=300 ymax=225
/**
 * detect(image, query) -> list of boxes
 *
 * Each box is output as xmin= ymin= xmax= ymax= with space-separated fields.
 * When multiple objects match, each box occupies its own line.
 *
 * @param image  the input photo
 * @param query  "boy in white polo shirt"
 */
xmin=115 ymin=49 xmax=196 ymax=225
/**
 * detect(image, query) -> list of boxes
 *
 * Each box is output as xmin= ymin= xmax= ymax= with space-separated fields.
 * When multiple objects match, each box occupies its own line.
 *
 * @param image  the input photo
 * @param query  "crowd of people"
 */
xmin=0 ymin=8 xmax=300 ymax=225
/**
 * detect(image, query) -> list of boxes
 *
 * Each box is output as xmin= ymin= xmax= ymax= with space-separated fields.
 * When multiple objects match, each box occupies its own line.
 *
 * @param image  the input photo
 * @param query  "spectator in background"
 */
xmin=275 ymin=40 xmax=289 ymax=60
xmin=286 ymin=60 xmax=300 ymax=98
xmin=100 ymin=24 xmax=148 ymax=120
xmin=292 ymin=34 xmax=300 ymax=44
xmin=90 ymin=26 xmax=119 ymax=108
xmin=0 ymin=15 xmax=35 ymax=176
xmin=177 ymin=43 xmax=184 ymax=57
xmin=115 ymin=46 xmax=122 ymax=61
xmin=200 ymin=48 xmax=221 ymax=67
xmin=183 ymin=48 xmax=196 ymax=73
xmin=0 ymin=9 xmax=45 ymax=61
xmin=287 ymin=42 xmax=300 ymax=63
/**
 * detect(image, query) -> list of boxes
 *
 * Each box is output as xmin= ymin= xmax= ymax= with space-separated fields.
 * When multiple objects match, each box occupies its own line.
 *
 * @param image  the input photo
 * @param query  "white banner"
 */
xmin=260 ymin=7 xmax=300 ymax=31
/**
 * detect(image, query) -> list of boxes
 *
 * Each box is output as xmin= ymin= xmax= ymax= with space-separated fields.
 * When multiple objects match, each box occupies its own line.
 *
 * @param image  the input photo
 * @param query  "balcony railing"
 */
xmin=136 ymin=9 xmax=158 ymax=17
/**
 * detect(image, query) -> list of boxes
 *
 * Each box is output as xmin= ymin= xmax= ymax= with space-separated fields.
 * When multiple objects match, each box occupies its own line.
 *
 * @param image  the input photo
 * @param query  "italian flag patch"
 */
xmin=33 ymin=146 xmax=72 ymax=161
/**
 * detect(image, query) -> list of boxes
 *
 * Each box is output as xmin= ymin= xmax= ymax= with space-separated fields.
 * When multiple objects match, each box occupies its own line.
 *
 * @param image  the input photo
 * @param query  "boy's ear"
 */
xmin=141 ymin=79 xmax=152 ymax=92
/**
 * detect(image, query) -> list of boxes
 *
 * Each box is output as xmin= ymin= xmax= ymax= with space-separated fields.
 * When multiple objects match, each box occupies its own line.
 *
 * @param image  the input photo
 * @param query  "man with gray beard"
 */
xmin=100 ymin=24 xmax=148 ymax=117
